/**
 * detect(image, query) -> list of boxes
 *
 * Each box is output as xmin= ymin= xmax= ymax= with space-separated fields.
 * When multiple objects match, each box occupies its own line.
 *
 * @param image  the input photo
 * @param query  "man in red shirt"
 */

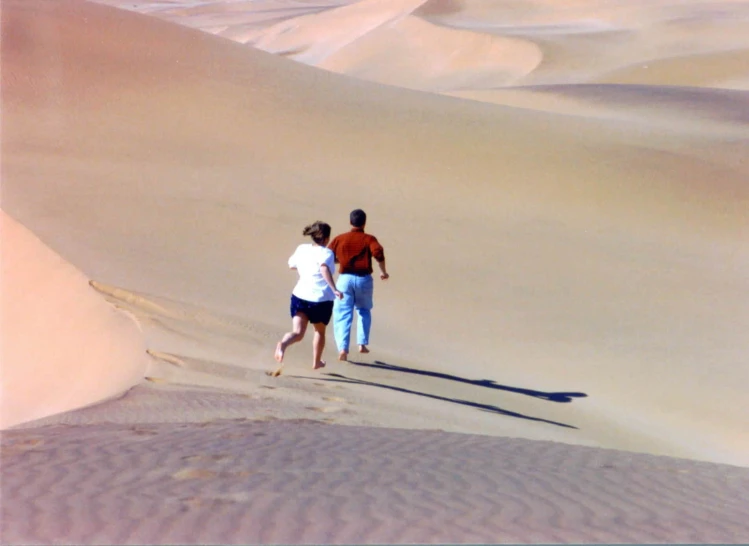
xmin=328 ymin=209 xmax=389 ymax=361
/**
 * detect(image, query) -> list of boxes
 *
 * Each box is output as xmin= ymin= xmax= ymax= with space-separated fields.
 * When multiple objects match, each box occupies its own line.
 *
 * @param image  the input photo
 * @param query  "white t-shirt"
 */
xmin=288 ymin=243 xmax=336 ymax=302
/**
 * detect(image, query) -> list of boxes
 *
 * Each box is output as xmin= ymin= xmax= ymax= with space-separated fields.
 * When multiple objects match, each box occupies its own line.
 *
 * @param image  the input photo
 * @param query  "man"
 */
xmin=328 ymin=209 xmax=389 ymax=361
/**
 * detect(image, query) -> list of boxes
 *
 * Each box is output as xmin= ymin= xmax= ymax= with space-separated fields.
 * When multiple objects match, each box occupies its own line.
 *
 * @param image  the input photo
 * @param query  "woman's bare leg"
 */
xmin=275 ymin=314 xmax=308 ymax=363
xmin=312 ymin=322 xmax=327 ymax=369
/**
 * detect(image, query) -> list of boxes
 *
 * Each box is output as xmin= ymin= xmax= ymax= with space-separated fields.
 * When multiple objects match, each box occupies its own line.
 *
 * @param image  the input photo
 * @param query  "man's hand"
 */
xmin=380 ymin=273 xmax=390 ymax=280
xmin=334 ymin=289 xmax=344 ymax=299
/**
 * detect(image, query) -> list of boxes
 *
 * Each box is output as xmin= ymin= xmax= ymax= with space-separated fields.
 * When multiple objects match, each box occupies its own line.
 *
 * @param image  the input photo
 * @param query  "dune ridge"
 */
xmin=0 ymin=211 xmax=148 ymax=428
xmin=93 ymin=0 xmax=749 ymax=93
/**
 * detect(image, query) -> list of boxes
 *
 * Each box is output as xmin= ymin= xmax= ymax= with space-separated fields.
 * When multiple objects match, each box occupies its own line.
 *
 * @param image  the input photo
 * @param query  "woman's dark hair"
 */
xmin=302 ymin=221 xmax=331 ymax=245
xmin=350 ymin=209 xmax=367 ymax=228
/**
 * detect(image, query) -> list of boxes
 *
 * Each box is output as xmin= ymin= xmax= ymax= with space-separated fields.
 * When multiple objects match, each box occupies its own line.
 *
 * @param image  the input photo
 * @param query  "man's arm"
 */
xmin=376 ymin=259 xmax=389 ymax=280
xmin=370 ymin=237 xmax=388 ymax=280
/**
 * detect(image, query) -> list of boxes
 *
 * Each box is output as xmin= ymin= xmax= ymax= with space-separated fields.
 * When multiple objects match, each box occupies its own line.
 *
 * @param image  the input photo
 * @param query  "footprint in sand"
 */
xmin=179 ymin=491 xmax=252 ymax=509
xmin=128 ymin=426 xmax=159 ymax=436
xmin=181 ymin=454 xmax=230 ymax=463
xmin=2 ymin=438 xmax=45 ymax=454
xmin=219 ymin=432 xmax=247 ymax=439
xmin=180 ymin=496 xmax=205 ymax=509
xmin=305 ymin=406 xmax=345 ymax=413
xmin=172 ymin=468 xmax=218 ymax=480
xmin=322 ymin=396 xmax=348 ymax=403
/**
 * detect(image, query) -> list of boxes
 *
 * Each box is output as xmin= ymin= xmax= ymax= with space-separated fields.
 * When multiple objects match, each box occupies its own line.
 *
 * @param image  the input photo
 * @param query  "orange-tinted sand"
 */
xmin=2 ymin=0 xmax=748 ymax=543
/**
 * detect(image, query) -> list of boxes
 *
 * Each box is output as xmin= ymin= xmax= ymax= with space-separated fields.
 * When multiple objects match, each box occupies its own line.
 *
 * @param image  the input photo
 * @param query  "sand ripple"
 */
xmin=2 ymin=420 xmax=748 ymax=544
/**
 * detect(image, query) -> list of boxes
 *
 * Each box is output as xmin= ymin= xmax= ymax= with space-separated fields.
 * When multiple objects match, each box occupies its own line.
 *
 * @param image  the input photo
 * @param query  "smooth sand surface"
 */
xmin=2 ymin=0 xmax=749 ymax=543
xmin=0 ymin=212 xmax=148 ymax=428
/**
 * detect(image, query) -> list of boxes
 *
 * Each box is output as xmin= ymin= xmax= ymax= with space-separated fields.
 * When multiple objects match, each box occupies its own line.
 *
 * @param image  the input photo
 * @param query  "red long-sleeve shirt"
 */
xmin=328 ymin=227 xmax=385 ymax=275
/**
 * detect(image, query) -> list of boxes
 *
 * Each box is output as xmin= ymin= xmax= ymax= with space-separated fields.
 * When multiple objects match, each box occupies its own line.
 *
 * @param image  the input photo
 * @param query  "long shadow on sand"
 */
xmin=350 ymin=360 xmax=588 ymax=403
xmin=315 ymin=372 xmax=578 ymax=429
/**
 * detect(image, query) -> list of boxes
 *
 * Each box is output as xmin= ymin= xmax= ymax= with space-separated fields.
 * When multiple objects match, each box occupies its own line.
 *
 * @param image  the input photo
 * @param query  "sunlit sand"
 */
xmin=2 ymin=0 xmax=748 ymax=543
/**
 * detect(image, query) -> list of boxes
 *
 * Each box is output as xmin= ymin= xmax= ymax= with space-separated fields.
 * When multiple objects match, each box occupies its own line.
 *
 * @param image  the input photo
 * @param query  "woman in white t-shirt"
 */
xmin=274 ymin=221 xmax=343 ymax=370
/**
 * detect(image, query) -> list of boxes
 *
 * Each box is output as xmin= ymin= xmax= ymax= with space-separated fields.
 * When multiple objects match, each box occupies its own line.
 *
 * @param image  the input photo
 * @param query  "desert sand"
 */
xmin=2 ymin=0 xmax=748 ymax=543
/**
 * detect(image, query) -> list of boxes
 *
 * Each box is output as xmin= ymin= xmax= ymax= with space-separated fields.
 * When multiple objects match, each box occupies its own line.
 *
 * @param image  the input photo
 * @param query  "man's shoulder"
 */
xmin=331 ymin=231 xmax=358 ymax=244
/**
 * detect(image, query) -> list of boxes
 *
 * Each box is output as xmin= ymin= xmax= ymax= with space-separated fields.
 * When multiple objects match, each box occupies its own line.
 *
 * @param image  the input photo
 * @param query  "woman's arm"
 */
xmin=320 ymin=264 xmax=343 ymax=299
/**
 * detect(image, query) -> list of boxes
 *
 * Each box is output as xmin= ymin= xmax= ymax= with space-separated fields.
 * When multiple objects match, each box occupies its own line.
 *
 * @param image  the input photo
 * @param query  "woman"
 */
xmin=275 ymin=221 xmax=343 ymax=370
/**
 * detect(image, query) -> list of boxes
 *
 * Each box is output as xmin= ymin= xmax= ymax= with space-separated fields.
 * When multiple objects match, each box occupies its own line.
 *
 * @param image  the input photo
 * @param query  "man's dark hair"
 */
xmin=350 ymin=209 xmax=367 ymax=228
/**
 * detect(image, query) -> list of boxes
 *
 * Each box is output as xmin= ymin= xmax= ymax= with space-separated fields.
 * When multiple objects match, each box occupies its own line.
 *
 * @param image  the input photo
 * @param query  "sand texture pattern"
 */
xmin=3 ymin=420 xmax=749 ymax=544
xmin=2 ymin=0 xmax=749 ymax=543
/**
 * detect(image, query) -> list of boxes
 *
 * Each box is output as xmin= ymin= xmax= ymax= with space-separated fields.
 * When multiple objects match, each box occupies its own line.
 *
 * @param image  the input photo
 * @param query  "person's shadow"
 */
xmin=348 ymin=360 xmax=587 ymax=403
xmin=299 ymin=359 xmax=588 ymax=429
xmin=318 ymin=370 xmax=579 ymax=429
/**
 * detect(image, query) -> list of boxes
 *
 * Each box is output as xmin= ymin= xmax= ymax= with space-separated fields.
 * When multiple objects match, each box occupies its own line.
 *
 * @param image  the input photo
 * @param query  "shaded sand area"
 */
xmin=4 ymin=417 xmax=749 ymax=544
xmin=2 ymin=0 xmax=749 ymax=543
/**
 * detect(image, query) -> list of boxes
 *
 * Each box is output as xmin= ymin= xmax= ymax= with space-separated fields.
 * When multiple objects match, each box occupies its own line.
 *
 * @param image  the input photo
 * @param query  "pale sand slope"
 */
xmin=0 ymin=211 xmax=148 ymax=428
xmin=2 ymin=0 xmax=749 ymax=542
xmin=5 ymin=0 xmax=749 ymax=459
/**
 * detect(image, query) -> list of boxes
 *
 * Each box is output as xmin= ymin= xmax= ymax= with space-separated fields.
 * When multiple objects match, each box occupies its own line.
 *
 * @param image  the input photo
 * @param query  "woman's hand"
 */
xmin=333 ymin=289 xmax=343 ymax=299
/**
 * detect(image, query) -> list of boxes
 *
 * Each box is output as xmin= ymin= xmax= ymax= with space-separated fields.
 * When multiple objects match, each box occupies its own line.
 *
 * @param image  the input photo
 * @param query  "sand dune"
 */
xmin=4 ymin=0 xmax=749 ymax=459
xmin=317 ymin=15 xmax=542 ymax=91
xmin=247 ymin=0 xmax=429 ymax=63
xmin=100 ymin=0 xmax=749 ymax=92
xmin=236 ymin=0 xmax=544 ymax=91
xmin=2 ymin=0 xmax=749 ymax=543
xmin=0 ymin=212 xmax=147 ymax=428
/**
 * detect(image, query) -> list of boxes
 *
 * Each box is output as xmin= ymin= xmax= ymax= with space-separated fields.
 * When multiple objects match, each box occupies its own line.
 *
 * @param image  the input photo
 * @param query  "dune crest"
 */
xmin=0 ymin=211 xmax=148 ymax=429
xmin=91 ymin=0 xmax=749 ymax=98
xmin=246 ymin=0 xmax=430 ymax=65
xmin=318 ymin=14 xmax=543 ymax=91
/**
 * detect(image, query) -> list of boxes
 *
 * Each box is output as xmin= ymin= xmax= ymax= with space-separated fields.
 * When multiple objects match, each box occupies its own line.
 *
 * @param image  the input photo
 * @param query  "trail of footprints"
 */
xmin=89 ymin=280 xmax=280 ymax=343
xmin=90 ymin=281 xmax=359 ymax=423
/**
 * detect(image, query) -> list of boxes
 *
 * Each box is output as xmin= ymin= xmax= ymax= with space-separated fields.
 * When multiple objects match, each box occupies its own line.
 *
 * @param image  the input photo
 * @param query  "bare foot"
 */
xmin=313 ymin=360 xmax=326 ymax=370
xmin=274 ymin=342 xmax=284 ymax=363
xmin=338 ymin=351 xmax=348 ymax=362
xmin=358 ymin=345 xmax=370 ymax=354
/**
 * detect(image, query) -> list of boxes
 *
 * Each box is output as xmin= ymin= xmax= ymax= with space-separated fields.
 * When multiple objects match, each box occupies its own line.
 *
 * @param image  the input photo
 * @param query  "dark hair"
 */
xmin=350 ymin=209 xmax=367 ymax=228
xmin=302 ymin=221 xmax=331 ymax=245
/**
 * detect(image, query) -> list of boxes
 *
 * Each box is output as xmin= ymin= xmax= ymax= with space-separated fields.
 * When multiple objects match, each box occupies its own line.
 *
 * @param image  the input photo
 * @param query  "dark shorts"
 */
xmin=290 ymin=294 xmax=334 ymax=325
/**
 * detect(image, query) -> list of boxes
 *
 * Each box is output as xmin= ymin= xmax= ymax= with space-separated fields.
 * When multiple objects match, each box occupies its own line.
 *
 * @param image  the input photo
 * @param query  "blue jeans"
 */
xmin=333 ymin=274 xmax=374 ymax=352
